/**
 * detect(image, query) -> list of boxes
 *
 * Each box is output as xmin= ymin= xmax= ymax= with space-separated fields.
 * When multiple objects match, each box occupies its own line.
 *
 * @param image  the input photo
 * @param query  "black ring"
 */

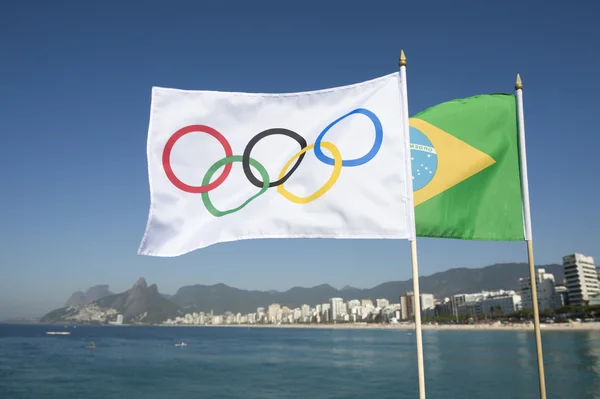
xmin=242 ymin=128 xmax=308 ymax=188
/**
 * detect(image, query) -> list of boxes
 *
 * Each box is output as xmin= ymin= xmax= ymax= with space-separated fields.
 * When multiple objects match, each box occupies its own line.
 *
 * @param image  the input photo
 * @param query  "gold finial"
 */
xmin=399 ymin=50 xmax=407 ymax=67
xmin=515 ymin=74 xmax=523 ymax=90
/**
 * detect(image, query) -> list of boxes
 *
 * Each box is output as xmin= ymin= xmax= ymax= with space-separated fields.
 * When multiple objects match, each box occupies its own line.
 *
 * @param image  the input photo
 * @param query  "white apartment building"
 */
xmin=519 ymin=268 xmax=559 ymax=310
xmin=451 ymin=290 xmax=521 ymax=317
xmin=293 ymin=308 xmax=302 ymax=321
xmin=301 ymin=304 xmax=311 ymax=320
xmin=421 ymin=294 xmax=435 ymax=311
xmin=330 ymin=298 xmax=344 ymax=321
xmin=481 ymin=294 xmax=521 ymax=315
xmin=267 ymin=303 xmax=280 ymax=323
xmin=321 ymin=303 xmax=331 ymax=322
xmin=564 ymin=253 xmax=600 ymax=305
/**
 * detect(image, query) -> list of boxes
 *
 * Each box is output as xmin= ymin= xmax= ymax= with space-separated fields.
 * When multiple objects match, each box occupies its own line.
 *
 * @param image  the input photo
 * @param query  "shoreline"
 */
xmin=154 ymin=322 xmax=600 ymax=332
xmin=29 ymin=321 xmax=600 ymax=331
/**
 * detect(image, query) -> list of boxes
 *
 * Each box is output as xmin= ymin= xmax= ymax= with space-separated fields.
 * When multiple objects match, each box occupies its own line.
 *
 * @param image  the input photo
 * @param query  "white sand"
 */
xmin=168 ymin=321 xmax=600 ymax=331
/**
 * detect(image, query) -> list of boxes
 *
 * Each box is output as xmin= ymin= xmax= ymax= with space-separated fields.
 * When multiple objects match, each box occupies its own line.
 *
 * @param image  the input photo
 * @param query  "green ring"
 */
xmin=201 ymin=155 xmax=270 ymax=217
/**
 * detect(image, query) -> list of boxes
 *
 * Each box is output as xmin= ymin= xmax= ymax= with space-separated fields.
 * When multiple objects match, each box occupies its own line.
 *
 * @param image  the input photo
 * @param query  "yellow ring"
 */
xmin=277 ymin=142 xmax=342 ymax=204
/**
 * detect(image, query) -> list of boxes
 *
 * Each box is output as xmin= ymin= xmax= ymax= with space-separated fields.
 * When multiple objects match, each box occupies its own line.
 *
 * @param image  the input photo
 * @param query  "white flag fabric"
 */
xmin=138 ymin=72 xmax=415 ymax=256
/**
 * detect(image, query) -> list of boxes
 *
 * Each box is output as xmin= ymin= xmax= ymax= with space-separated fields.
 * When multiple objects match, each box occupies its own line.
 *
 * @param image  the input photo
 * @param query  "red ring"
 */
xmin=162 ymin=125 xmax=233 ymax=193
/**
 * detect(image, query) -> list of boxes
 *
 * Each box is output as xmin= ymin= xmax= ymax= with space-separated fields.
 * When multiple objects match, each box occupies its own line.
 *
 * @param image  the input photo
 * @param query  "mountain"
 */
xmin=170 ymin=263 xmax=563 ymax=314
xmin=65 ymin=285 xmax=113 ymax=307
xmin=65 ymin=291 xmax=86 ymax=307
xmin=85 ymin=285 xmax=113 ymax=302
xmin=95 ymin=278 xmax=183 ymax=323
xmin=41 ymin=278 xmax=182 ymax=324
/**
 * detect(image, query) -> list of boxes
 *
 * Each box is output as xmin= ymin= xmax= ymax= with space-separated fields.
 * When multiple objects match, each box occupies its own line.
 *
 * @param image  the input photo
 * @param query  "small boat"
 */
xmin=85 ymin=340 xmax=96 ymax=349
xmin=175 ymin=340 xmax=187 ymax=347
xmin=46 ymin=331 xmax=71 ymax=335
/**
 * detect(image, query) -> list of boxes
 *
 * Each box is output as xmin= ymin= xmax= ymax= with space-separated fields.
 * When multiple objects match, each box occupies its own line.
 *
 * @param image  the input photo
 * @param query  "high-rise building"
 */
xmin=330 ymin=298 xmax=344 ymax=321
xmin=293 ymin=308 xmax=302 ymax=322
xmin=563 ymin=254 xmax=600 ymax=306
xmin=420 ymin=294 xmax=435 ymax=311
xmin=321 ymin=303 xmax=330 ymax=322
xmin=268 ymin=303 xmax=281 ymax=323
xmin=301 ymin=304 xmax=311 ymax=320
xmin=519 ymin=268 xmax=560 ymax=310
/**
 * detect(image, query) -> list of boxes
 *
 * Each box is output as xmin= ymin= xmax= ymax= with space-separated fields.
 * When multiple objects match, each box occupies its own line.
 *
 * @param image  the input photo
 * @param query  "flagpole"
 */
xmin=515 ymin=74 xmax=547 ymax=399
xmin=399 ymin=50 xmax=426 ymax=399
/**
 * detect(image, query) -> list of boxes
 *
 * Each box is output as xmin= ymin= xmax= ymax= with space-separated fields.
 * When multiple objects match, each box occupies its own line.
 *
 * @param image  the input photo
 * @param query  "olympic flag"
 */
xmin=138 ymin=72 xmax=415 ymax=256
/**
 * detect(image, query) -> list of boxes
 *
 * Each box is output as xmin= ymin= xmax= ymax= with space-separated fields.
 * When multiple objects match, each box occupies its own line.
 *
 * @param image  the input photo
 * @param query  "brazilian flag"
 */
xmin=409 ymin=93 xmax=524 ymax=241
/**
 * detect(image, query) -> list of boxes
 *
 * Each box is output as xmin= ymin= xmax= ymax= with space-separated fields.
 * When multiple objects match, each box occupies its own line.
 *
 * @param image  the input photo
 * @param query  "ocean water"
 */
xmin=0 ymin=324 xmax=599 ymax=399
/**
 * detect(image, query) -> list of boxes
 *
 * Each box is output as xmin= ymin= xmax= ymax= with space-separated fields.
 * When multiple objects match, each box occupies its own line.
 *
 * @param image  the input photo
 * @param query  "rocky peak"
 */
xmin=65 ymin=285 xmax=113 ymax=307
xmin=133 ymin=278 xmax=148 ymax=290
xmin=84 ymin=285 xmax=112 ymax=302
xmin=65 ymin=291 xmax=86 ymax=307
xmin=122 ymin=278 xmax=163 ymax=320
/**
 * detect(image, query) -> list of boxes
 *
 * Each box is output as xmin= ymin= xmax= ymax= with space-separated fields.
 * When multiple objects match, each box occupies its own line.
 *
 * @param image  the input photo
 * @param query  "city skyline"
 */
xmin=32 ymin=252 xmax=600 ymax=325
xmin=2 ymin=259 xmax=561 ymax=319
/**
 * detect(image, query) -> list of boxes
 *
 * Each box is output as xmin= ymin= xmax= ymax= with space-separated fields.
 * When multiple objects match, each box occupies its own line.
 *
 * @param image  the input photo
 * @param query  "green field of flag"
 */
xmin=409 ymin=93 xmax=524 ymax=241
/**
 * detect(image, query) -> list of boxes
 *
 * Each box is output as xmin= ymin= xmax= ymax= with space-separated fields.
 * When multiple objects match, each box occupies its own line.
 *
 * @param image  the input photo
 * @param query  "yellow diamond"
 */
xmin=409 ymin=118 xmax=496 ymax=206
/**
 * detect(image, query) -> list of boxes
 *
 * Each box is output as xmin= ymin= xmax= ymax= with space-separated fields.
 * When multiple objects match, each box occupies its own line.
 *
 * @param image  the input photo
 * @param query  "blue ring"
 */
xmin=314 ymin=108 xmax=383 ymax=167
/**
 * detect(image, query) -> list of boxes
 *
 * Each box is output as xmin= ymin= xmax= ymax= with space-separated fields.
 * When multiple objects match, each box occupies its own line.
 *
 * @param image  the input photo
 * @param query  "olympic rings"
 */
xmin=242 ymin=128 xmax=307 ymax=188
xmin=161 ymin=107 xmax=383 ymax=217
xmin=314 ymin=108 xmax=382 ymax=167
xmin=162 ymin=125 xmax=233 ymax=193
xmin=201 ymin=156 xmax=270 ymax=217
xmin=277 ymin=142 xmax=342 ymax=204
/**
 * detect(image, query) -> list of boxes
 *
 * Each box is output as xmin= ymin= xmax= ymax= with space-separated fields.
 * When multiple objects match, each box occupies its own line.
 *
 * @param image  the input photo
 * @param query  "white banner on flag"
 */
xmin=138 ymin=72 xmax=415 ymax=256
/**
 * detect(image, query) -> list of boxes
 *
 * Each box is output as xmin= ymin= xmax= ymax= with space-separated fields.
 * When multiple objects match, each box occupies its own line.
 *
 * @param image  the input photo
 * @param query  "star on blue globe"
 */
xmin=409 ymin=126 xmax=437 ymax=191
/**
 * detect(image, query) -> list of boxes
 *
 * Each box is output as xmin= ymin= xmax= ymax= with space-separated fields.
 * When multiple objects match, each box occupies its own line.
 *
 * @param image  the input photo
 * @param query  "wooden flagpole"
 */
xmin=515 ymin=74 xmax=547 ymax=399
xmin=399 ymin=50 xmax=426 ymax=399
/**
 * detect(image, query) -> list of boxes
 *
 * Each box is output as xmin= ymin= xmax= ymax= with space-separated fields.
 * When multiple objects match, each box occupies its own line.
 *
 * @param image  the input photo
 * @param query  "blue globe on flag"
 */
xmin=409 ymin=126 xmax=438 ymax=191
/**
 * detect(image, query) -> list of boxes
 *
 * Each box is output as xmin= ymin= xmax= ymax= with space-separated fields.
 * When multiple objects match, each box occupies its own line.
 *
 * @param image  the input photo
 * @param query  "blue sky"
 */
xmin=1 ymin=0 xmax=598 ymax=318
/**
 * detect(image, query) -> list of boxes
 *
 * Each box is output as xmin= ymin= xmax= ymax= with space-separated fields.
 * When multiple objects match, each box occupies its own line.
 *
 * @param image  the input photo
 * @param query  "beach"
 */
xmin=161 ymin=321 xmax=600 ymax=331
